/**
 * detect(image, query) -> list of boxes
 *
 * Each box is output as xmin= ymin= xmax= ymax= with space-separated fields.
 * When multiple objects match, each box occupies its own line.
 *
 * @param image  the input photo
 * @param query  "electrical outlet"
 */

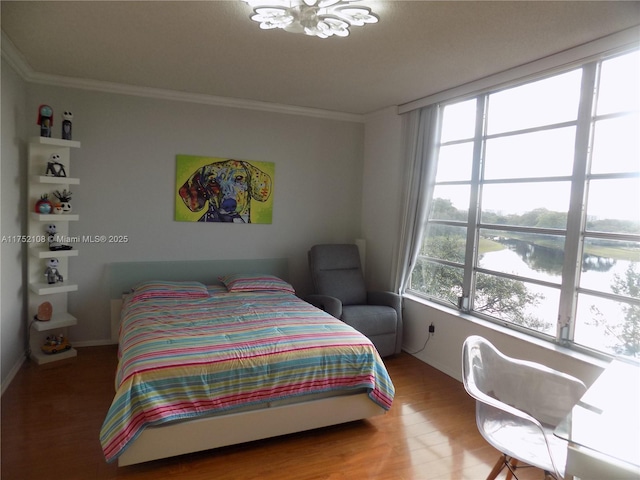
xmin=428 ymin=323 xmax=435 ymax=334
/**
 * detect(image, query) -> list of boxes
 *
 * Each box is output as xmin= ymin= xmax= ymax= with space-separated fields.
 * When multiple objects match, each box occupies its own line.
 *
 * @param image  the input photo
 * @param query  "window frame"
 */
xmin=407 ymin=46 xmax=640 ymax=358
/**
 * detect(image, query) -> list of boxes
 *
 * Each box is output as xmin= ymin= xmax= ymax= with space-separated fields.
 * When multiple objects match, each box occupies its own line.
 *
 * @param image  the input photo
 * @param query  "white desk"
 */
xmin=555 ymin=358 xmax=640 ymax=479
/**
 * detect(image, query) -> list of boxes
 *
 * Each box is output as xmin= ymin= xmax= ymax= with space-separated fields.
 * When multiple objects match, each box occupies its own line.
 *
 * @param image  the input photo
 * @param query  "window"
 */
xmin=409 ymin=48 xmax=640 ymax=359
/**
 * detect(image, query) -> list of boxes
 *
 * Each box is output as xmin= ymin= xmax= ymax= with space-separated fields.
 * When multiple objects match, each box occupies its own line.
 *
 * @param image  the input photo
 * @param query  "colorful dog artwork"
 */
xmin=176 ymin=155 xmax=274 ymax=223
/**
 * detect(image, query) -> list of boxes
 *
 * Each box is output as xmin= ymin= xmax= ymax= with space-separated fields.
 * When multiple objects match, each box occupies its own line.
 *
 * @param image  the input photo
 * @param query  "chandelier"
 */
xmin=243 ymin=0 xmax=379 ymax=39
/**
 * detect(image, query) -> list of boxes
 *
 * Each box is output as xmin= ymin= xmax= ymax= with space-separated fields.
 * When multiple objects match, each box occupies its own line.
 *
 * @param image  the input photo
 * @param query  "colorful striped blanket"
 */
xmin=100 ymin=286 xmax=395 ymax=462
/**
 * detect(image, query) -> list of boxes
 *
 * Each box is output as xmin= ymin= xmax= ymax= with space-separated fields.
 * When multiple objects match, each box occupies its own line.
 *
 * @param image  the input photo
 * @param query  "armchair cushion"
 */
xmin=309 ymin=244 xmax=367 ymax=305
xmin=367 ymin=291 xmax=402 ymax=312
xmin=342 ymin=305 xmax=398 ymax=337
xmin=315 ymin=270 xmax=366 ymax=305
xmin=308 ymin=243 xmax=403 ymax=357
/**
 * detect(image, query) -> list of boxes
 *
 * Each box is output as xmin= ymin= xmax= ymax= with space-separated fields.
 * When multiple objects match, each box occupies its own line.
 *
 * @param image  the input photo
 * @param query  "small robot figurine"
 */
xmin=46 ymin=224 xmax=72 ymax=251
xmin=61 ymin=111 xmax=73 ymax=140
xmin=37 ymin=105 xmax=53 ymax=137
xmin=45 ymin=153 xmax=67 ymax=177
xmin=44 ymin=258 xmax=64 ymax=284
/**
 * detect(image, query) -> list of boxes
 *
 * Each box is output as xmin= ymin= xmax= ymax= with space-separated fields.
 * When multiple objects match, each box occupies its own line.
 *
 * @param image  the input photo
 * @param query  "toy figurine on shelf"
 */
xmin=34 ymin=301 xmax=52 ymax=322
xmin=44 ymin=258 xmax=63 ymax=284
xmin=53 ymin=189 xmax=72 ymax=214
xmin=35 ymin=194 xmax=53 ymax=214
xmin=45 ymin=153 xmax=67 ymax=177
xmin=41 ymin=334 xmax=71 ymax=354
xmin=46 ymin=224 xmax=72 ymax=251
xmin=61 ymin=111 xmax=73 ymax=140
xmin=37 ymin=104 xmax=53 ymax=137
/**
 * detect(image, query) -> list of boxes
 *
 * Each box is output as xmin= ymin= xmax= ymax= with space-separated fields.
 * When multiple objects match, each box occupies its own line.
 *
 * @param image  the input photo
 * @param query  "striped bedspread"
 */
xmin=100 ymin=286 xmax=395 ymax=462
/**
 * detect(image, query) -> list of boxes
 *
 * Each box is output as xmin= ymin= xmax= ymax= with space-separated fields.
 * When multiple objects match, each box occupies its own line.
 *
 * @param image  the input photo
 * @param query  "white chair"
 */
xmin=462 ymin=336 xmax=587 ymax=480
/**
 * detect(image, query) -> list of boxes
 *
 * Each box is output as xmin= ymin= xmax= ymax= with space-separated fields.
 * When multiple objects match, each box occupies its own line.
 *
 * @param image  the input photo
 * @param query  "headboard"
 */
xmin=108 ymin=258 xmax=289 ymax=342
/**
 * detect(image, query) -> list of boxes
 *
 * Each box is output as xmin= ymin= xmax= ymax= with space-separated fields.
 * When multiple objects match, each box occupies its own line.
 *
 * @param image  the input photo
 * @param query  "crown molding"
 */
xmin=1 ymin=30 xmax=364 ymax=124
xmin=1 ymin=30 xmax=33 ymax=80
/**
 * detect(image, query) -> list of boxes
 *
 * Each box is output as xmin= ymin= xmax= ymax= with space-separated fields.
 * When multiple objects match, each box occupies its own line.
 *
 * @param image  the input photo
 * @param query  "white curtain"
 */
xmin=393 ymin=104 xmax=441 ymax=294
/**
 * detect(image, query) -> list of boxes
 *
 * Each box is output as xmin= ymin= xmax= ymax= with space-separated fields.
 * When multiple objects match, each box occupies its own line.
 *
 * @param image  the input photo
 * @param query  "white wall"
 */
xmin=1 ymin=57 xmax=28 ymax=389
xmin=403 ymin=298 xmax=605 ymax=386
xmin=9 ymin=82 xmax=365 ymax=351
xmin=361 ymin=107 xmax=404 ymax=291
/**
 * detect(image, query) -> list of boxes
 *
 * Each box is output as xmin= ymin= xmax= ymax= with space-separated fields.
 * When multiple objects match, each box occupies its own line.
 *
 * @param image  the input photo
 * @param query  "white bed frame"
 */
xmin=107 ymin=259 xmax=387 ymax=466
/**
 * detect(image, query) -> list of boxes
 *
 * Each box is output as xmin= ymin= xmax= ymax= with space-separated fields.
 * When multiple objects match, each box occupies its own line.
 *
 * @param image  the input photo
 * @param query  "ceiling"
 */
xmin=2 ymin=1 xmax=639 ymax=117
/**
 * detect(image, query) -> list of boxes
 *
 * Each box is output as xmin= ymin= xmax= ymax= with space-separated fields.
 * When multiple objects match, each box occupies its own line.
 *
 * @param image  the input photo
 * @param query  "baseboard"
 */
xmin=1 ymin=353 xmax=27 ymax=396
xmin=1 ymin=340 xmax=117 ymax=395
xmin=72 ymin=339 xmax=118 ymax=348
xmin=403 ymin=348 xmax=462 ymax=383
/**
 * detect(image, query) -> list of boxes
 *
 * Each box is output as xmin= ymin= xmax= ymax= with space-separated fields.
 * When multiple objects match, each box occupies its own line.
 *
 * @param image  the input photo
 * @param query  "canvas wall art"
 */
xmin=175 ymin=154 xmax=274 ymax=224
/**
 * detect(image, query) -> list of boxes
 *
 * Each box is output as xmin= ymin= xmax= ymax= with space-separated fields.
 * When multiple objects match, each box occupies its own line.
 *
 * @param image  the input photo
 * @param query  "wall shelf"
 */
xmin=31 ymin=213 xmax=79 ymax=221
xmin=30 ymin=247 xmax=78 ymax=259
xmin=28 ymin=136 xmax=81 ymax=365
xmin=32 ymin=175 xmax=80 ymax=185
xmin=29 ymin=282 xmax=79 ymax=296
xmin=29 ymin=347 xmax=77 ymax=365
xmin=32 ymin=312 xmax=77 ymax=331
xmin=29 ymin=136 xmax=81 ymax=149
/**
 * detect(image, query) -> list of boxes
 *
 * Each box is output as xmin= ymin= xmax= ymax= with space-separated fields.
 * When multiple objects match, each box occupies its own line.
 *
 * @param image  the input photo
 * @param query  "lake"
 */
xmin=479 ymin=240 xmax=638 ymax=355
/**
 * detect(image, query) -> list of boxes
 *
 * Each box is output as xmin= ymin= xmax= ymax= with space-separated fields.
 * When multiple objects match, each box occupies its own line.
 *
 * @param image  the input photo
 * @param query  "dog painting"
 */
xmin=176 ymin=155 xmax=274 ymax=223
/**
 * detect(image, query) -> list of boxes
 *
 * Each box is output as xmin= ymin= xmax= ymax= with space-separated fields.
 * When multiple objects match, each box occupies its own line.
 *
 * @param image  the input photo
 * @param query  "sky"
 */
xmin=434 ymin=49 xmax=640 ymax=223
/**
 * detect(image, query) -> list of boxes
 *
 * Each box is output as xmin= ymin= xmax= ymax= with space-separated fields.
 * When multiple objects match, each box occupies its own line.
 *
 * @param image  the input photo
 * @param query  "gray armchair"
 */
xmin=306 ymin=244 xmax=402 ymax=357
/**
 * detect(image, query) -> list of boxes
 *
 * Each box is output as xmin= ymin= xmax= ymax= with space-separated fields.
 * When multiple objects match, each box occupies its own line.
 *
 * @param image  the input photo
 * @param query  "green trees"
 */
xmin=474 ymin=273 xmax=549 ymax=330
xmin=411 ymin=238 xmax=549 ymax=332
xmin=590 ymin=263 xmax=640 ymax=356
xmin=414 ymin=200 xmax=639 ymax=352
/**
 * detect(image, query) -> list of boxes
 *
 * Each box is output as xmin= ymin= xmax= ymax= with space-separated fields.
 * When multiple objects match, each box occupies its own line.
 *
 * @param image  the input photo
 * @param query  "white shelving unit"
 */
xmin=31 ymin=212 xmax=80 ymax=222
xmin=27 ymin=136 xmax=81 ymax=365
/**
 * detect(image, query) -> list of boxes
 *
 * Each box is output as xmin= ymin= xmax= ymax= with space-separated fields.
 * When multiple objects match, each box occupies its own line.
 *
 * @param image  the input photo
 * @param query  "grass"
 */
xmin=478 ymin=237 xmax=504 ymax=254
xmin=479 ymin=236 xmax=640 ymax=262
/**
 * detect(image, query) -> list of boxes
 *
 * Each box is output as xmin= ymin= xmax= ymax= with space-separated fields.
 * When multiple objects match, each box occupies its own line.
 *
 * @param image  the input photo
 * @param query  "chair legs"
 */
xmin=486 ymin=454 xmax=520 ymax=480
xmin=487 ymin=454 xmax=558 ymax=480
xmin=486 ymin=454 xmax=508 ymax=479
xmin=506 ymin=459 xmax=519 ymax=480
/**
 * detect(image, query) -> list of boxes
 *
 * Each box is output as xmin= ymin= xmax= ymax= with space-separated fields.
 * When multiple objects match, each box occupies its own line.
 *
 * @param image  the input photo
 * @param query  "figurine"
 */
xmin=34 ymin=301 xmax=52 ymax=322
xmin=61 ymin=111 xmax=73 ymax=140
xmin=44 ymin=258 xmax=63 ymax=284
xmin=53 ymin=189 xmax=72 ymax=214
xmin=46 ymin=224 xmax=72 ymax=251
xmin=45 ymin=153 xmax=67 ymax=177
xmin=41 ymin=334 xmax=71 ymax=354
xmin=35 ymin=194 xmax=53 ymax=214
xmin=37 ymin=105 xmax=53 ymax=137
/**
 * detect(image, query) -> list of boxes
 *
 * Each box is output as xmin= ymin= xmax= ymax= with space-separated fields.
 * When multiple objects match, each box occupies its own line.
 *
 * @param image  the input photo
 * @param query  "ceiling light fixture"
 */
xmin=243 ymin=0 xmax=379 ymax=39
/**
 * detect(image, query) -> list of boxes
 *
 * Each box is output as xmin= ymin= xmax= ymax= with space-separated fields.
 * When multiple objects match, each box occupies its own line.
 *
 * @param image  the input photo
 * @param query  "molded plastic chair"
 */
xmin=306 ymin=244 xmax=402 ymax=357
xmin=462 ymin=335 xmax=587 ymax=480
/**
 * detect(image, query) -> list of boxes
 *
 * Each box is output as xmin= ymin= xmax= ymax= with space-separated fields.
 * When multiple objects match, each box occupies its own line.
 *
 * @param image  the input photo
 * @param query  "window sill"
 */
xmin=403 ymin=292 xmax=611 ymax=371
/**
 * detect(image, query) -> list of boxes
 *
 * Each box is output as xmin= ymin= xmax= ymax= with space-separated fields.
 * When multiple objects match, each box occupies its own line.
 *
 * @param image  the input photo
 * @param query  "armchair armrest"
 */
xmin=304 ymin=294 xmax=343 ymax=319
xmin=367 ymin=291 xmax=403 ymax=354
xmin=367 ymin=291 xmax=401 ymax=312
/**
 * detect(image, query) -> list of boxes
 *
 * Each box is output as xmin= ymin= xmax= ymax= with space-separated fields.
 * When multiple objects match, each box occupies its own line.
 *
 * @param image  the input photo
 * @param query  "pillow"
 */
xmin=219 ymin=273 xmax=295 ymax=294
xmin=130 ymin=280 xmax=210 ymax=302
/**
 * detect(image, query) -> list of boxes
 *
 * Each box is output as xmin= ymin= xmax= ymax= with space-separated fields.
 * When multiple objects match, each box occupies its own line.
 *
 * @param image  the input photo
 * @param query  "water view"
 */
xmin=423 ymin=48 xmax=640 ymax=358
xmin=479 ymin=238 xmax=639 ymax=355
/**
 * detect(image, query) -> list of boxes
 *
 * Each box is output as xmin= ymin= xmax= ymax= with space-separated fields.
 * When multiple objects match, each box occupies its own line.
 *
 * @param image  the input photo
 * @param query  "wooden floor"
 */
xmin=1 ymin=346 xmax=546 ymax=480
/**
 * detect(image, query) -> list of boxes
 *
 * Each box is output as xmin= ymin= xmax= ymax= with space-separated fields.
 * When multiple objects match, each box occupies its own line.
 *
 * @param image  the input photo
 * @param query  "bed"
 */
xmin=101 ymin=259 xmax=395 ymax=466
